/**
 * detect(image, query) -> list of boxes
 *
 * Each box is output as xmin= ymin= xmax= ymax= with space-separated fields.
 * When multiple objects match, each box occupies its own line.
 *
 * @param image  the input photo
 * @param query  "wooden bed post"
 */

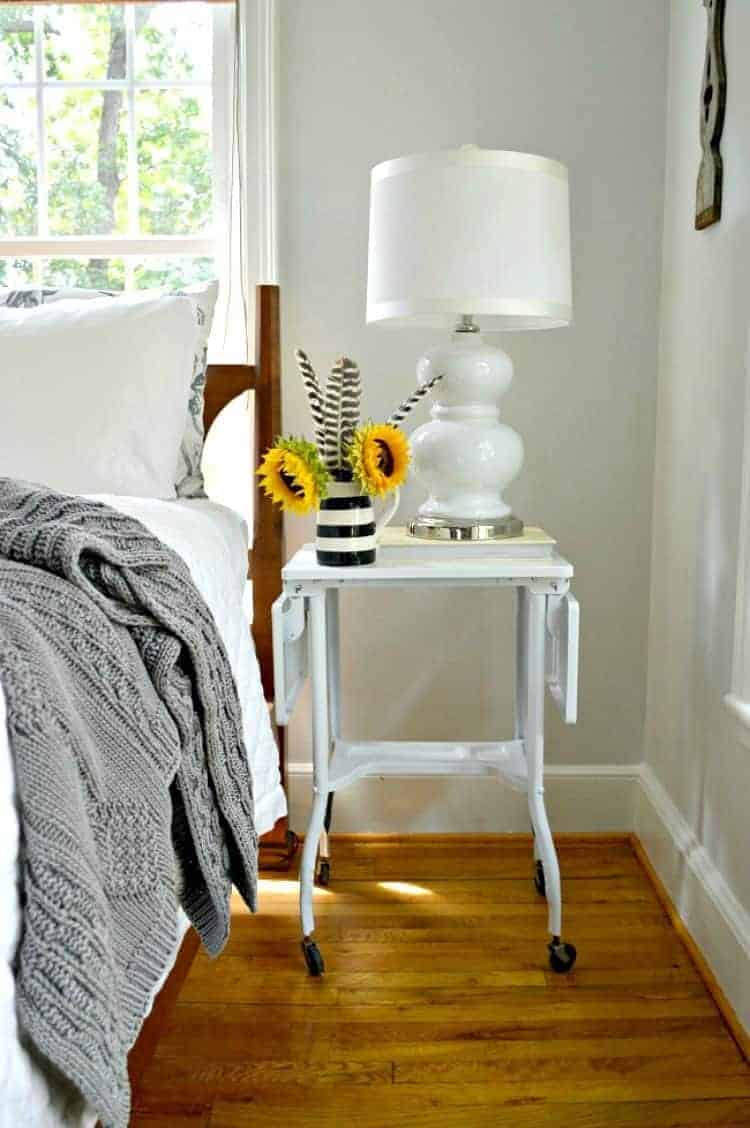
xmin=253 ymin=285 xmax=298 ymax=867
xmin=251 ymin=283 xmax=283 ymax=701
xmin=200 ymin=284 xmax=294 ymax=865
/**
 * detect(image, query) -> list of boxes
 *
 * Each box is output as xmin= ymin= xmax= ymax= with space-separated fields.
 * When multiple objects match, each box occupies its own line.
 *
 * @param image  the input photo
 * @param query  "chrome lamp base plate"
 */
xmin=407 ymin=514 xmax=524 ymax=541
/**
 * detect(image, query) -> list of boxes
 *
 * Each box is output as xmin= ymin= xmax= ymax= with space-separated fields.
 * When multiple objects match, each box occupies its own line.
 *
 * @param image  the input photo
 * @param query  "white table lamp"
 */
xmin=366 ymin=146 xmax=572 ymax=539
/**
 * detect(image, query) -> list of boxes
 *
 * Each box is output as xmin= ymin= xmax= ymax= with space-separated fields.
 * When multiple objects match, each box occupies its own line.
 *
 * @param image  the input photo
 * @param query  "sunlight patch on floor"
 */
xmin=230 ymin=879 xmax=335 ymax=915
xmin=256 ymin=878 xmax=333 ymax=897
xmin=377 ymin=881 xmax=434 ymax=897
xmin=257 ymin=878 xmax=300 ymax=896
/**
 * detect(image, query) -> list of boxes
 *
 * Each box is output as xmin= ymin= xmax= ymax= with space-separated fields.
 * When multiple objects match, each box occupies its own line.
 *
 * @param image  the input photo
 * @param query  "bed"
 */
xmin=0 ymin=284 xmax=285 ymax=1127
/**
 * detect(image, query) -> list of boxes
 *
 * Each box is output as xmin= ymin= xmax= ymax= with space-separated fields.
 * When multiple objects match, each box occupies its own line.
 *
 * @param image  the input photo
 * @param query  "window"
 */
xmin=0 ymin=2 xmax=241 ymax=351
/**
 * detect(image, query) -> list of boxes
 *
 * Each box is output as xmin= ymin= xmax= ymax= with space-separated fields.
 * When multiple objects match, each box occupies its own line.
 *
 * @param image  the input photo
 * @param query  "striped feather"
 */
xmin=295 ymin=349 xmax=326 ymax=455
xmin=340 ymin=356 xmax=361 ymax=452
xmin=387 ymin=372 xmax=443 ymax=425
xmin=323 ymin=359 xmax=344 ymax=469
xmin=323 ymin=356 xmax=360 ymax=469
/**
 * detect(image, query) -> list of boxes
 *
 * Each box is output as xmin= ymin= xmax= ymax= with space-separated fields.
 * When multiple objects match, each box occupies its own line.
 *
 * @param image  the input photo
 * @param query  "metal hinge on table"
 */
xmin=545 ymin=592 xmax=579 ymax=724
xmin=272 ymin=593 xmax=308 ymax=724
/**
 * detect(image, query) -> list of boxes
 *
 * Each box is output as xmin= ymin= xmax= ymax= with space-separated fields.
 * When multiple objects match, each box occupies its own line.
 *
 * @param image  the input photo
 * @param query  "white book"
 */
xmin=378 ymin=525 xmax=558 ymax=560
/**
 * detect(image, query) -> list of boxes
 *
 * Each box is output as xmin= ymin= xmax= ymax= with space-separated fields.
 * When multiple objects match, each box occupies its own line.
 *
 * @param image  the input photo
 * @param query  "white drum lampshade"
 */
xmin=366 ymin=146 xmax=573 ymax=538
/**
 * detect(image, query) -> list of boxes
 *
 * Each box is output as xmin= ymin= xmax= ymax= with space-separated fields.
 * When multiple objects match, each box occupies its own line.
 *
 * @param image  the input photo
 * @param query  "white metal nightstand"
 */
xmin=272 ymin=526 xmax=580 ymax=977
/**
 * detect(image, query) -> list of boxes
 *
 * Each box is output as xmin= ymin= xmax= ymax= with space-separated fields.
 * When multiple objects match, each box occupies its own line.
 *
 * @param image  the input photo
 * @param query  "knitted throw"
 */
xmin=0 ymin=480 xmax=258 ymax=1128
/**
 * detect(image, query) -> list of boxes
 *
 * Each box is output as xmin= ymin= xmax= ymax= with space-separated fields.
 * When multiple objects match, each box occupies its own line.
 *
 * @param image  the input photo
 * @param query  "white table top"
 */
xmin=282 ymin=526 xmax=574 ymax=589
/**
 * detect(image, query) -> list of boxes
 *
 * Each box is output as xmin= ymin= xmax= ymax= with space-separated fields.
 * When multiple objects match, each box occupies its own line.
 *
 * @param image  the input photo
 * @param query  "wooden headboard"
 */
xmin=201 ymin=283 xmax=282 ymax=703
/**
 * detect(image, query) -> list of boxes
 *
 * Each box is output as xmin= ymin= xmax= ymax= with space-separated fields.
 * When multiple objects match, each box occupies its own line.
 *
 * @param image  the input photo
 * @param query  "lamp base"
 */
xmin=408 ymin=514 xmax=524 ymax=540
xmin=409 ymin=332 xmax=524 ymax=533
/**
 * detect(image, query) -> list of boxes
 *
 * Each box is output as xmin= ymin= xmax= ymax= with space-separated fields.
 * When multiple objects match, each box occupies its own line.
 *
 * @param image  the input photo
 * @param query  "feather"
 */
xmin=387 ymin=372 xmax=443 ymax=426
xmin=323 ymin=359 xmax=344 ymax=469
xmin=323 ymin=356 xmax=361 ymax=469
xmin=295 ymin=349 xmax=326 ymax=456
xmin=339 ymin=356 xmax=361 ymax=453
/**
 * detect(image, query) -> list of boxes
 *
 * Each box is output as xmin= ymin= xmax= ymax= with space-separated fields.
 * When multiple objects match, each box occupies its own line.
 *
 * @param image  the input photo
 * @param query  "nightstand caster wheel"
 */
xmin=548 ymin=938 xmax=577 ymax=974
xmin=301 ymin=938 xmax=325 ymax=977
xmin=316 ymin=859 xmax=331 ymax=887
xmin=534 ymin=859 xmax=546 ymax=897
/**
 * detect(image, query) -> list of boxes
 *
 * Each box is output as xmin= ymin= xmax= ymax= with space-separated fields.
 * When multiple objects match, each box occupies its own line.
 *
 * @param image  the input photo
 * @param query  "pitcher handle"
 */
xmin=374 ymin=487 xmax=400 ymax=542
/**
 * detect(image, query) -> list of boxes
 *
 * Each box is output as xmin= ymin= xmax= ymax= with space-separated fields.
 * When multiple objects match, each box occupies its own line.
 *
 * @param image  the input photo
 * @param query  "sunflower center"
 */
xmin=374 ymin=439 xmax=395 ymax=477
xmin=280 ymin=467 xmax=306 ymax=497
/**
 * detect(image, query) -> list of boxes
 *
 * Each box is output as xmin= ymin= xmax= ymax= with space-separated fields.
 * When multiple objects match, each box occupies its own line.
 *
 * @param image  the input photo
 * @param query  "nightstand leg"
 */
xmin=525 ymin=592 xmax=561 ymax=933
xmin=327 ymin=588 xmax=342 ymax=738
xmin=514 ymin=588 xmax=528 ymax=742
xmin=516 ymin=589 xmax=540 ymax=869
xmin=525 ymin=590 xmax=575 ymax=971
xmin=299 ymin=594 xmax=330 ymax=967
xmin=317 ymin=589 xmax=340 ymax=879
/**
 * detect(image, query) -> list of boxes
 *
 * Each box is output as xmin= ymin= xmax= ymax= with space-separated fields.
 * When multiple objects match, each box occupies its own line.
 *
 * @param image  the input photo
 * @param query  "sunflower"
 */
xmin=257 ymin=437 xmax=329 ymax=514
xmin=348 ymin=422 xmax=410 ymax=497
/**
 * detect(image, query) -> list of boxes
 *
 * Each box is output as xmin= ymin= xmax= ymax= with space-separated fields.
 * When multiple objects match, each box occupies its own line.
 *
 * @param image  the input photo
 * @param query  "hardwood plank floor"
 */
xmin=132 ymin=838 xmax=750 ymax=1127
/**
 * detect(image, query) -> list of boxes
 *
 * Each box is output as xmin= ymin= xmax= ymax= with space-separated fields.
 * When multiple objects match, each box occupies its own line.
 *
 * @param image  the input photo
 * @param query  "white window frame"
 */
xmin=244 ymin=0 xmax=277 ymax=284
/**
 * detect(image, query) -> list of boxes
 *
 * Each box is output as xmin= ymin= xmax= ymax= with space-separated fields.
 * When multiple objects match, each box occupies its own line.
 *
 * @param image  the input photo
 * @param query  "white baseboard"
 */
xmin=287 ymin=760 xmax=640 ymax=834
xmin=635 ymin=763 xmax=750 ymax=1035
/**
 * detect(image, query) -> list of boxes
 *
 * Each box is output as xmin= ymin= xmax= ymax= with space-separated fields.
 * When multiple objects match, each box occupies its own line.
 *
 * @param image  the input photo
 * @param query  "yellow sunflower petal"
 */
xmin=257 ymin=444 xmax=320 ymax=513
xmin=349 ymin=423 xmax=410 ymax=496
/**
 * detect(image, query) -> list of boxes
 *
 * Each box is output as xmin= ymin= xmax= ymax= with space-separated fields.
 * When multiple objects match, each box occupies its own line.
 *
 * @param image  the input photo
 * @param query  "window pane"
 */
xmin=0 ymin=89 xmax=37 ymax=236
xmin=0 ymin=5 xmax=35 ymax=82
xmin=43 ymin=4 xmax=126 ymax=83
xmin=135 ymin=3 xmax=211 ymax=82
xmin=42 ymin=257 xmax=125 ymax=290
xmin=0 ymin=257 xmax=34 ymax=288
xmin=137 ymin=88 xmax=211 ymax=235
xmin=46 ymin=88 xmax=128 ymax=235
xmin=133 ymin=255 xmax=214 ymax=291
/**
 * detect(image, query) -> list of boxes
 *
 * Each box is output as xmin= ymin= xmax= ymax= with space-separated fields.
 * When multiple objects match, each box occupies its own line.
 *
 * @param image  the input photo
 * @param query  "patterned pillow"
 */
xmin=0 ymin=281 xmax=219 ymax=498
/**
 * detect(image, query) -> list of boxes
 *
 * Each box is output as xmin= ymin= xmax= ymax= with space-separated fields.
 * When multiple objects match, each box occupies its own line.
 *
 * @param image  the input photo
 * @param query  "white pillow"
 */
xmin=0 ymin=295 xmax=198 ymax=498
xmin=0 ymin=281 xmax=219 ymax=498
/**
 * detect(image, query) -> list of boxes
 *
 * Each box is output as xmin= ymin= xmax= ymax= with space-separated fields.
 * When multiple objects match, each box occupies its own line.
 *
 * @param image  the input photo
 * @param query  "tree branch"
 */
xmin=96 ymin=9 xmax=126 ymax=233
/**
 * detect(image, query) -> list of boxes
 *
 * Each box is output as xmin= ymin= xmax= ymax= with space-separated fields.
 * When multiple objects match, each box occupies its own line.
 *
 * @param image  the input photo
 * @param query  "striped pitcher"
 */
xmin=316 ymin=473 xmax=399 ymax=566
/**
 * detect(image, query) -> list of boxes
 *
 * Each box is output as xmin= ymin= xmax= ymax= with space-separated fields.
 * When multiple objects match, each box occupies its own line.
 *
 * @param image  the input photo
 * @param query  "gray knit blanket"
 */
xmin=0 ymin=480 xmax=257 ymax=1128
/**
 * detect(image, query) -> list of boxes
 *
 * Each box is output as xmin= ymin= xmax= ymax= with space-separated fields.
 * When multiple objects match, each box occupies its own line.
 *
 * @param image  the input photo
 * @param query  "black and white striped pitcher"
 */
xmin=316 ymin=474 xmax=399 ymax=566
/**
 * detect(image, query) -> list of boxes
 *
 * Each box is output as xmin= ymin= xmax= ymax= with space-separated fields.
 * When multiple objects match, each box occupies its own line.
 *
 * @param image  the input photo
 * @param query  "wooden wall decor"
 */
xmin=695 ymin=0 xmax=727 ymax=230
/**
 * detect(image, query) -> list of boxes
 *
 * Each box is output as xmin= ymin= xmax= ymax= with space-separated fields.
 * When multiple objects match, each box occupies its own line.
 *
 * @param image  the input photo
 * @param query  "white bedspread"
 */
xmin=0 ymin=496 xmax=286 ymax=1127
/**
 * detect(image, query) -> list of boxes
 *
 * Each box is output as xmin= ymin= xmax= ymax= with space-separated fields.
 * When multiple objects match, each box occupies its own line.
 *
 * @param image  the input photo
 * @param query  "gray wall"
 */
xmin=277 ymin=0 xmax=668 ymax=824
xmin=638 ymin=0 xmax=750 ymax=1028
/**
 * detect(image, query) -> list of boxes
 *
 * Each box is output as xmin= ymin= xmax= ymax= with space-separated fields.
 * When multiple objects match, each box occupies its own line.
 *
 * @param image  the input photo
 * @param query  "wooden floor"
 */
xmin=132 ymin=837 xmax=750 ymax=1127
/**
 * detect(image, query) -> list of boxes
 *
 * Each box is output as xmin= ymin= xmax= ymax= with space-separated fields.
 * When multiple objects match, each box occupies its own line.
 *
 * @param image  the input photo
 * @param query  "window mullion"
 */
xmin=33 ymin=8 xmax=48 ymax=240
xmin=0 ymin=237 xmax=215 ymax=256
xmin=125 ymin=6 xmax=138 ymax=249
xmin=3 ymin=81 xmax=209 ymax=92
